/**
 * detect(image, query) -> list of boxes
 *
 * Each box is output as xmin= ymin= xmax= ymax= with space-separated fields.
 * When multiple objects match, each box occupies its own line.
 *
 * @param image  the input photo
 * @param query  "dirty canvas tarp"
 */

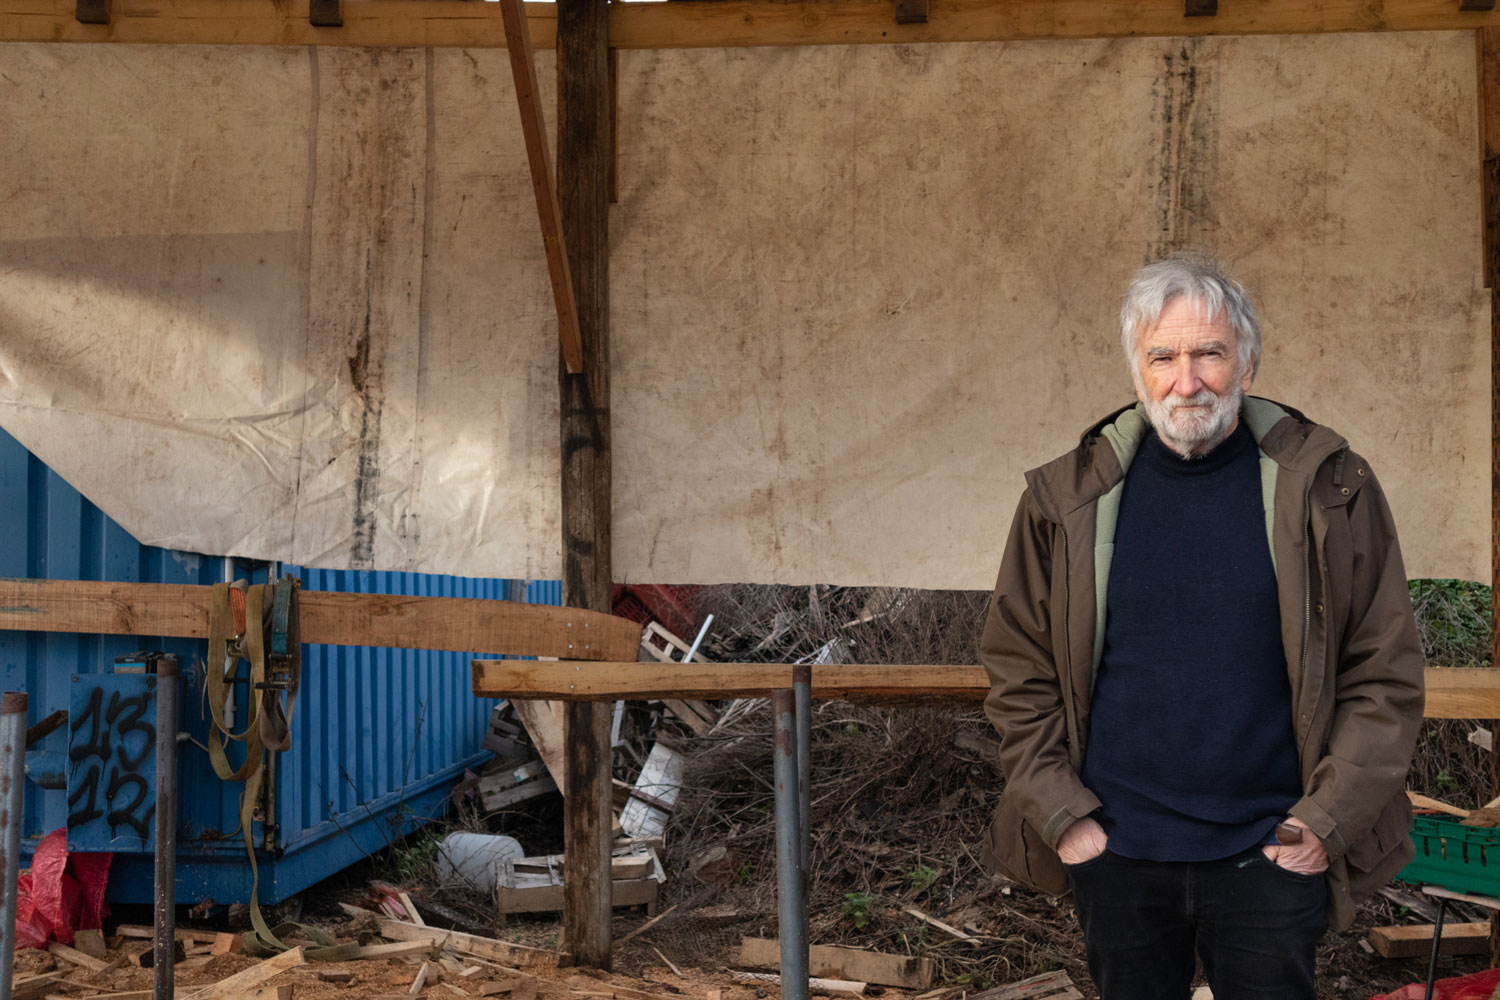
xmin=0 ymin=33 xmax=1486 ymax=589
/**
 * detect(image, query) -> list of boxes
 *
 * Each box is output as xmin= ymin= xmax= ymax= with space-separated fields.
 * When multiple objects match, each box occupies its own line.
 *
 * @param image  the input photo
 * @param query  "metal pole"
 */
xmin=154 ymin=657 xmax=180 ymax=1000
xmin=793 ymin=663 xmax=811 ymax=874
xmin=772 ymin=689 xmax=808 ymax=1000
xmin=1424 ymin=897 xmax=1449 ymax=1000
xmin=0 ymin=692 xmax=27 ymax=1000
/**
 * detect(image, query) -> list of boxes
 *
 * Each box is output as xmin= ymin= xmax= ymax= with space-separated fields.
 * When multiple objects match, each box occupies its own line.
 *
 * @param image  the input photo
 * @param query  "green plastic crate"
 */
xmin=1397 ymin=814 xmax=1500 ymax=897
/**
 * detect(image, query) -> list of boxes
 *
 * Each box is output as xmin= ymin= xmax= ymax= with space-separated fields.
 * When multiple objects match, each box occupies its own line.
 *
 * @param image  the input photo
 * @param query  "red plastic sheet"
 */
xmin=13 ymin=828 xmax=111 ymax=949
xmin=1374 ymin=968 xmax=1500 ymax=1000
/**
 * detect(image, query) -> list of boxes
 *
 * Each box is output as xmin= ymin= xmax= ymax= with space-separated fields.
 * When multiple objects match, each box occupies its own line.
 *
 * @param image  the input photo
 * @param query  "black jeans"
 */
xmin=1066 ymin=848 xmax=1326 ymax=1000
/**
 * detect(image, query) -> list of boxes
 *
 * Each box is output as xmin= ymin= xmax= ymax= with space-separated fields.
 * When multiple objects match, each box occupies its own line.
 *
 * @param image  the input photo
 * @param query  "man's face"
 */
xmin=1132 ymin=296 xmax=1253 ymax=457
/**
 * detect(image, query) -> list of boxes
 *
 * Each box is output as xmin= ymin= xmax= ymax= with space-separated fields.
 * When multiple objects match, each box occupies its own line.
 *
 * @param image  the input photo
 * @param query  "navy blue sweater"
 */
xmin=1079 ymin=422 xmax=1302 ymax=862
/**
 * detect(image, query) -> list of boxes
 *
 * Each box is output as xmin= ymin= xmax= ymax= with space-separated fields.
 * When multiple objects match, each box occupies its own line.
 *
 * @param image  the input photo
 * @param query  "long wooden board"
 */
xmin=472 ymin=660 xmax=989 ymax=701
xmin=0 ymin=578 xmax=642 ymax=661
xmin=375 ymin=917 xmax=565 ymax=968
xmin=0 ymin=0 xmax=1497 ymax=50
xmin=738 ymin=937 xmax=933 ymax=989
xmin=474 ymin=661 xmax=1500 ymax=718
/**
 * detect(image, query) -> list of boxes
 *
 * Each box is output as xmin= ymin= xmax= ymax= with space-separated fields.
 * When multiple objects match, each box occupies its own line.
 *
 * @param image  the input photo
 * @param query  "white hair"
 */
xmin=1119 ymin=251 xmax=1262 ymax=379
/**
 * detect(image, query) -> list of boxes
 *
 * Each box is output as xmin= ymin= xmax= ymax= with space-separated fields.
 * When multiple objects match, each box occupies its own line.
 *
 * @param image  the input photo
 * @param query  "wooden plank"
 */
xmin=738 ymin=938 xmax=933 ymax=989
xmin=0 ymin=579 xmax=641 ymax=661
xmin=963 ymin=970 xmax=1082 ymax=1000
xmin=2 ymin=0 xmax=1500 ymax=49
xmin=475 ymin=660 xmax=988 ymax=700
xmin=1408 ymin=790 xmax=1470 ymax=816
xmin=480 ymin=774 xmax=559 ymax=812
xmin=47 ymin=940 xmax=111 ymax=972
xmin=182 ymin=946 xmax=307 ymax=1000
xmin=1368 ymin=921 xmax=1491 ymax=958
xmin=731 ymin=973 xmax=865 ymax=998
xmin=359 ymin=940 xmax=440 ymax=960
xmin=511 ymin=698 xmax=568 ymax=795
xmin=497 ymin=876 xmax=658 ymax=915
xmin=499 ymin=0 xmax=583 ymax=375
xmin=374 ymin=919 xmax=566 ymax=968
xmin=1426 ymin=668 xmax=1500 ymax=718
xmin=11 ymin=972 xmax=62 ymax=1000
xmin=477 ymin=662 xmax=1500 ymax=717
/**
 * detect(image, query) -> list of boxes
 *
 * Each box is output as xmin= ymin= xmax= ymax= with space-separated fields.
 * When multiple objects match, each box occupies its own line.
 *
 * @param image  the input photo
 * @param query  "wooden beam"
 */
xmin=474 ymin=660 xmax=991 ymax=701
xmin=738 ymin=938 xmax=934 ymax=989
xmin=0 ymin=578 xmax=642 ymax=661
xmin=556 ymin=0 xmax=614 ymax=969
xmin=1367 ymin=921 xmax=1491 ymax=958
xmin=474 ymin=661 xmax=1500 ymax=717
xmin=499 ymin=0 xmax=585 ymax=375
xmin=4 ymin=0 xmax=1500 ymax=50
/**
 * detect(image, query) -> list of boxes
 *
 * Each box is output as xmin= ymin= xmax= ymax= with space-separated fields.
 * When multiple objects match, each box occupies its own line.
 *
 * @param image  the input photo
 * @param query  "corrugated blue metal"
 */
xmin=0 ymin=427 xmax=561 ymax=904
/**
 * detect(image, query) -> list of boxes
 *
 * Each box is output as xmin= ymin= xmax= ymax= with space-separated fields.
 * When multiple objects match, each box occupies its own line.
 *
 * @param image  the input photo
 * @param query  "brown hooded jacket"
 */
xmin=977 ymin=397 xmax=1425 ymax=930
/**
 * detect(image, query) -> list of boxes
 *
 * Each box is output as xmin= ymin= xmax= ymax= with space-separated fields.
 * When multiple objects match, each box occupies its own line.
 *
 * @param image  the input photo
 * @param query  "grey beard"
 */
xmin=1142 ymin=384 xmax=1243 ymax=458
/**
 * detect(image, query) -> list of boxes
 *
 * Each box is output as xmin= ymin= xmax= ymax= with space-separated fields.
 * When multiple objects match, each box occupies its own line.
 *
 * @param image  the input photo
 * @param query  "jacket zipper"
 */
xmin=1059 ymin=523 xmax=1082 ymax=767
xmin=1300 ymin=476 xmax=1312 ymax=703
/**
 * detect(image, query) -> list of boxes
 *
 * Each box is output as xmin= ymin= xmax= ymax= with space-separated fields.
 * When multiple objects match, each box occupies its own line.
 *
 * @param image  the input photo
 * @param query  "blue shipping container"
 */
xmin=0 ymin=426 xmax=560 ymax=904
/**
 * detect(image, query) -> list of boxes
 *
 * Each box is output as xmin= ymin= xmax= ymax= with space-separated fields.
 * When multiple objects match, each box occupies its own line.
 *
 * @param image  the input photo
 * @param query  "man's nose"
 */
xmin=1170 ymin=358 xmax=1202 ymax=397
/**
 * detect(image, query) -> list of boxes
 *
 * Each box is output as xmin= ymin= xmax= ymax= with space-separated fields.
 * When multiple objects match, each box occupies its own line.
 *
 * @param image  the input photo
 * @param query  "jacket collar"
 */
xmin=1024 ymin=396 xmax=1346 ymax=522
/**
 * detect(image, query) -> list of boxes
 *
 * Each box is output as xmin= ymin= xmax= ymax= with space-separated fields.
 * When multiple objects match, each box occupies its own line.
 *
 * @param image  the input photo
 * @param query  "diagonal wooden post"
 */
xmin=556 ymin=0 xmax=615 ymax=969
xmin=498 ymin=0 xmax=585 ymax=374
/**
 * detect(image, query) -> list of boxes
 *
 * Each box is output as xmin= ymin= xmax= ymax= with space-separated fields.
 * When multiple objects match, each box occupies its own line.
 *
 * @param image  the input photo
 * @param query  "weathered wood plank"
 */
xmin=474 ymin=660 xmax=990 ymax=701
xmin=738 ymin=938 xmax=933 ymax=989
xmin=1368 ymin=921 xmax=1490 ymax=958
xmin=375 ymin=918 xmax=566 ymax=968
xmin=476 ymin=661 xmax=1500 ymax=718
xmin=2 ymin=0 xmax=1499 ymax=49
xmin=0 ymin=579 xmax=641 ymax=661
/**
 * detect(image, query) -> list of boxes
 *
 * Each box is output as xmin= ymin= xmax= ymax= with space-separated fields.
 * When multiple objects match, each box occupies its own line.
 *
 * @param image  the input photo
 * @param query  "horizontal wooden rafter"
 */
xmin=1 ymin=0 xmax=1498 ymax=50
xmin=0 ymin=578 xmax=643 ymax=661
xmin=472 ymin=659 xmax=1500 ymax=719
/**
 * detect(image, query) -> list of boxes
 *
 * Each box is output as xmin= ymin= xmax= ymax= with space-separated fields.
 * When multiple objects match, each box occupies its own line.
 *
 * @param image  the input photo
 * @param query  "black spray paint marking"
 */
xmin=349 ymin=256 xmax=384 ymax=570
xmin=1148 ymin=41 xmax=1219 ymax=260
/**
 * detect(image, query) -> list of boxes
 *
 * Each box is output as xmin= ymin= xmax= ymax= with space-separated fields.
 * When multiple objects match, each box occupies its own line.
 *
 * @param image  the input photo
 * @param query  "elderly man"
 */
xmin=978 ymin=253 xmax=1425 ymax=999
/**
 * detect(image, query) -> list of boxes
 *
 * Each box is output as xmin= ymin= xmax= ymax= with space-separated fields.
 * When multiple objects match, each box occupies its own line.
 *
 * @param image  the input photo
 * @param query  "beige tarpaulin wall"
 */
xmin=0 ymin=32 xmax=1486 ymax=589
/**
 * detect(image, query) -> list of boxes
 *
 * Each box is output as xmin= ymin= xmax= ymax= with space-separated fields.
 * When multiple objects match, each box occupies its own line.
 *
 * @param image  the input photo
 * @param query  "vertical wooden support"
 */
xmin=558 ymin=0 xmax=614 ymax=970
xmin=1477 ymin=24 xmax=1500 ymax=966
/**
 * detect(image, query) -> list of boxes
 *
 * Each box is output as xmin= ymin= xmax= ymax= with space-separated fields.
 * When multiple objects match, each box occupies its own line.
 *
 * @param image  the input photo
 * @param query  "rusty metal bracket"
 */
xmin=310 ymin=0 xmax=343 ymax=27
xmin=1185 ymin=0 xmax=1217 ymax=14
xmin=75 ymin=0 xmax=108 ymax=24
xmin=894 ymin=0 xmax=928 ymax=25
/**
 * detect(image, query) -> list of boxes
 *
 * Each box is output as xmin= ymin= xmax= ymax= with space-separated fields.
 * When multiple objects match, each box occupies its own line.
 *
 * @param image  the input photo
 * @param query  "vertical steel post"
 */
xmin=0 ymin=692 xmax=27 ymax=1000
xmin=772 ymin=689 xmax=808 ymax=1000
xmin=154 ymin=657 xmax=179 ymax=1000
xmin=793 ymin=663 xmax=811 ymax=873
xmin=1424 ymin=897 xmax=1449 ymax=1000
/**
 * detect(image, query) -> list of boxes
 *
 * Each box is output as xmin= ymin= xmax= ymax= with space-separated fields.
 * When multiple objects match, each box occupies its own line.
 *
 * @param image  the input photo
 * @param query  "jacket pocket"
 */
xmin=981 ymin=793 xmax=1070 ymax=896
xmin=1344 ymin=789 xmax=1415 ymax=896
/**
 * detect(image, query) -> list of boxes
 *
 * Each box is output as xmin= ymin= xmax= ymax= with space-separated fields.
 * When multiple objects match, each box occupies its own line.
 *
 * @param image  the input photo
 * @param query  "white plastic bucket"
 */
xmin=435 ymin=832 xmax=525 ymax=893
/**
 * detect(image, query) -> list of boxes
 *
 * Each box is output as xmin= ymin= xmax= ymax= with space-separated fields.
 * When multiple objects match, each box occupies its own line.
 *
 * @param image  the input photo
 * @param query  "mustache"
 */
xmin=1163 ymin=390 xmax=1220 ymax=408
